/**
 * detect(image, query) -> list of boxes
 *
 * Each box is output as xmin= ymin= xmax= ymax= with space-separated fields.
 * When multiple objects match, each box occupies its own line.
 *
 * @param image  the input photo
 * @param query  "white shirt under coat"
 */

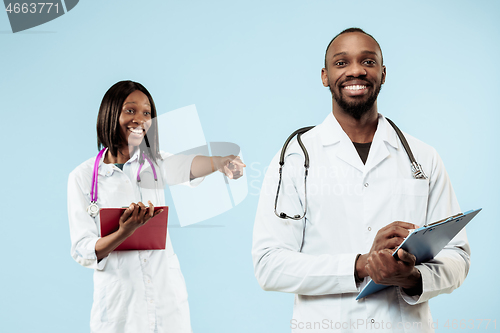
xmin=252 ymin=113 xmax=470 ymax=333
xmin=68 ymin=148 xmax=202 ymax=333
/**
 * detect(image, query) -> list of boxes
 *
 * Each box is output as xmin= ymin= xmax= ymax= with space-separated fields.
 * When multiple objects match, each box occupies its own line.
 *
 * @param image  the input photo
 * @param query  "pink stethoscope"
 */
xmin=87 ymin=148 xmax=159 ymax=217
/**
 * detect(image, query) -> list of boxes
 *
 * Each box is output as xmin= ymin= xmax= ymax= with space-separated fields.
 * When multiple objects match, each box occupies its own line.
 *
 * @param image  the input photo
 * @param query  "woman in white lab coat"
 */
xmin=68 ymin=80 xmax=244 ymax=333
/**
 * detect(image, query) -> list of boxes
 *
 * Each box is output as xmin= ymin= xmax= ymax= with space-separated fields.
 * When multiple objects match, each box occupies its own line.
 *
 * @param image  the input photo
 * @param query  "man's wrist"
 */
xmin=402 ymin=268 xmax=423 ymax=296
xmin=354 ymin=254 xmax=362 ymax=283
xmin=355 ymin=254 xmax=368 ymax=280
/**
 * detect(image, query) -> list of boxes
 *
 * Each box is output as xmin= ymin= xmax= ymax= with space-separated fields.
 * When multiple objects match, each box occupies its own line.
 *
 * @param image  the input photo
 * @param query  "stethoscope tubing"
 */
xmin=90 ymin=148 xmax=106 ymax=203
xmin=274 ymin=118 xmax=428 ymax=251
xmin=88 ymin=148 xmax=159 ymax=217
xmin=137 ymin=152 xmax=158 ymax=182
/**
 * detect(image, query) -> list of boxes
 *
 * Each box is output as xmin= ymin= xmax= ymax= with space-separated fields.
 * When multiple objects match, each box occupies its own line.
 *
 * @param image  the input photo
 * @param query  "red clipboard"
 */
xmin=99 ymin=206 xmax=169 ymax=251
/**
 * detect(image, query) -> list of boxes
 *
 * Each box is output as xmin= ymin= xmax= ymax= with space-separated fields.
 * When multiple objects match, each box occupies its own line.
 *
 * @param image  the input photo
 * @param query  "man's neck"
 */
xmin=332 ymin=106 xmax=379 ymax=143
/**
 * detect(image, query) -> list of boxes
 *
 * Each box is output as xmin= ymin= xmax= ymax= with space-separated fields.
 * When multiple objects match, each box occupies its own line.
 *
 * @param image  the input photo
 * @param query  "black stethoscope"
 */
xmin=274 ymin=118 xmax=427 ymax=251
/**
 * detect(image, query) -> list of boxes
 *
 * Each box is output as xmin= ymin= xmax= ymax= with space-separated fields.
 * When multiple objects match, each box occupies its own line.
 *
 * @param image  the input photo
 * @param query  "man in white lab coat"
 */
xmin=252 ymin=28 xmax=470 ymax=333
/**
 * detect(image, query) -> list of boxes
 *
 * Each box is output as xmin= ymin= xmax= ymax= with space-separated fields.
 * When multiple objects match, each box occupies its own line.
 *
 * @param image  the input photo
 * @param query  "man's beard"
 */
xmin=330 ymin=84 xmax=382 ymax=120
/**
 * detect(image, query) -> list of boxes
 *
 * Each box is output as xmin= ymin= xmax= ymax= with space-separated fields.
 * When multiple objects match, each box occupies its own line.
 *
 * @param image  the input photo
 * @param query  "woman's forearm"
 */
xmin=95 ymin=203 xmax=157 ymax=260
xmin=190 ymin=156 xmax=218 ymax=179
xmin=190 ymin=155 xmax=245 ymax=180
xmin=95 ymin=229 xmax=131 ymax=260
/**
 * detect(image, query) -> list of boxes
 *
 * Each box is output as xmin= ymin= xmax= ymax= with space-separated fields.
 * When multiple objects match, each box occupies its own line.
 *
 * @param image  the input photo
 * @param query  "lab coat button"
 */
xmin=371 ymin=319 xmax=375 ymax=323
xmin=364 ymin=183 xmax=369 ymax=187
xmin=368 ymin=227 xmax=372 ymax=231
xmin=144 ymin=259 xmax=147 ymax=263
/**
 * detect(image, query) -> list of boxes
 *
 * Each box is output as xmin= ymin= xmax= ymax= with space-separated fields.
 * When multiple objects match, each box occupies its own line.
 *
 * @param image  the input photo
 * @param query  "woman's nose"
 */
xmin=133 ymin=114 xmax=147 ymax=125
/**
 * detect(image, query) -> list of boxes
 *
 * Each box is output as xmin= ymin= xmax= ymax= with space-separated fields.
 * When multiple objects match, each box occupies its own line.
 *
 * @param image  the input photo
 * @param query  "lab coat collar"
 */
xmin=96 ymin=147 xmax=142 ymax=177
xmin=379 ymin=114 xmax=399 ymax=149
xmin=96 ymin=147 xmax=155 ymax=177
xmin=318 ymin=112 xmax=400 ymax=173
xmin=319 ymin=112 xmax=344 ymax=146
xmin=97 ymin=148 xmax=115 ymax=177
xmin=128 ymin=147 xmax=141 ymax=163
xmin=128 ymin=148 xmax=159 ymax=181
xmin=129 ymin=148 xmax=155 ymax=173
xmin=365 ymin=114 xmax=397 ymax=174
xmin=319 ymin=113 xmax=398 ymax=148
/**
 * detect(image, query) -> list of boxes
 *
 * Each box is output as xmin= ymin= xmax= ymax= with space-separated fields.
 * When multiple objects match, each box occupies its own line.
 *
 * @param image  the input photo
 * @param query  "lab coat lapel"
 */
xmin=320 ymin=113 xmax=399 ymax=174
xmin=135 ymin=151 xmax=154 ymax=174
xmin=320 ymin=113 xmax=365 ymax=173
xmin=337 ymin=139 xmax=365 ymax=172
xmin=127 ymin=148 xmax=141 ymax=179
xmin=364 ymin=115 xmax=398 ymax=175
xmin=97 ymin=148 xmax=115 ymax=177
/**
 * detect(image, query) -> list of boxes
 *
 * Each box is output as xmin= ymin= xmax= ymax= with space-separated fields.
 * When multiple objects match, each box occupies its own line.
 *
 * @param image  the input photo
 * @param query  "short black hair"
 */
xmin=96 ymin=80 xmax=161 ymax=163
xmin=324 ymin=27 xmax=383 ymax=68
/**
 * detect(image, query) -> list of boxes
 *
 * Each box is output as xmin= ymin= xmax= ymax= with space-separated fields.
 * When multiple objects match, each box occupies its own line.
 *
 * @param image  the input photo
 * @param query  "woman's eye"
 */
xmin=125 ymin=109 xmax=134 ymax=113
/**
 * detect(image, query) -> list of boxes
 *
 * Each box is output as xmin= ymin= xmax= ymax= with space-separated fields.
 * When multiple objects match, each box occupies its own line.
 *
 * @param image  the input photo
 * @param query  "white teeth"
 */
xmin=344 ymin=85 xmax=367 ymax=90
xmin=129 ymin=128 xmax=143 ymax=134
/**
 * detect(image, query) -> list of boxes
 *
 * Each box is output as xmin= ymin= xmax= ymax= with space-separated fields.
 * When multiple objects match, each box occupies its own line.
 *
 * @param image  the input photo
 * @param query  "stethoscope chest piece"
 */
xmin=87 ymin=202 xmax=99 ymax=217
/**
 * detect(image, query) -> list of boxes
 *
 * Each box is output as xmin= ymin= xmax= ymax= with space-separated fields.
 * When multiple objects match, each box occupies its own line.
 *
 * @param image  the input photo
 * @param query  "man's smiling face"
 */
xmin=321 ymin=32 xmax=386 ymax=119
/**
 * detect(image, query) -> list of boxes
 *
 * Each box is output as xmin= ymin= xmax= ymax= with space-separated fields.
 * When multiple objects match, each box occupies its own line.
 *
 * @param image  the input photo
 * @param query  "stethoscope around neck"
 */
xmin=86 ymin=148 xmax=160 ymax=217
xmin=274 ymin=118 xmax=428 ymax=251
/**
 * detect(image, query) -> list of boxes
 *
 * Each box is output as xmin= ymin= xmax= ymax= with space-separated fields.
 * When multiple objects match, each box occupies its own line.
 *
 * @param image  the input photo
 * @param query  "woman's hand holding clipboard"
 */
xmin=118 ymin=201 xmax=164 ymax=238
xmin=98 ymin=204 xmax=169 ymax=253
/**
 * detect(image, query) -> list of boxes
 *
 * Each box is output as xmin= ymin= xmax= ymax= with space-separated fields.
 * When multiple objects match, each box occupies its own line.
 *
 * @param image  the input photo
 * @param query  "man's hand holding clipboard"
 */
xmin=355 ymin=221 xmax=423 ymax=296
xmin=356 ymin=209 xmax=482 ymax=300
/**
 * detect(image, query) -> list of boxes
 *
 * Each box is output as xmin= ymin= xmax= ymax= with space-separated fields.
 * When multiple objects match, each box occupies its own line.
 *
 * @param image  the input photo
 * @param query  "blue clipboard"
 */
xmin=356 ymin=208 xmax=482 ymax=300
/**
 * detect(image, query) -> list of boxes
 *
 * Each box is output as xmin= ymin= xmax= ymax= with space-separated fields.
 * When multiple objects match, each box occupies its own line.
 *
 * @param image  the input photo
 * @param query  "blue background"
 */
xmin=1 ymin=0 xmax=499 ymax=332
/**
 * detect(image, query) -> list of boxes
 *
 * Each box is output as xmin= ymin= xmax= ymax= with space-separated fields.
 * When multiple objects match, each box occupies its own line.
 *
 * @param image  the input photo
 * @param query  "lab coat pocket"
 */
xmin=168 ymin=254 xmax=189 ymax=302
xmin=391 ymin=179 xmax=429 ymax=227
xmin=91 ymin=279 xmax=126 ymax=325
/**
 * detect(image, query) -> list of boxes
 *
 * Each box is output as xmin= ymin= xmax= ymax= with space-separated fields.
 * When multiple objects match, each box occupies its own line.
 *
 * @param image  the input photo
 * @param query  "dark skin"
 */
xmin=95 ymin=201 xmax=163 ymax=260
xmin=95 ymin=90 xmax=246 ymax=260
xmin=321 ymin=32 xmax=386 ymax=143
xmin=103 ymin=90 xmax=245 ymax=178
xmin=322 ymin=32 xmax=422 ymax=295
xmin=356 ymin=222 xmax=422 ymax=295
xmin=96 ymin=91 xmax=163 ymax=260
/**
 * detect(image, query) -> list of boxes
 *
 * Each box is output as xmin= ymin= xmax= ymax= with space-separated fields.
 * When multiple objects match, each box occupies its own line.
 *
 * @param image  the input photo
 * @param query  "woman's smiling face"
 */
xmin=118 ymin=90 xmax=152 ymax=149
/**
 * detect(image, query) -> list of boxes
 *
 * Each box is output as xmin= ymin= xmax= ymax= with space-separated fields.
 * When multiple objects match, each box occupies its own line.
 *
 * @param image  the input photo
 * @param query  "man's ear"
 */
xmin=321 ymin=68 xmax=329 ymax=87
xmin=381 ymin=66 xmax=387 ymax=85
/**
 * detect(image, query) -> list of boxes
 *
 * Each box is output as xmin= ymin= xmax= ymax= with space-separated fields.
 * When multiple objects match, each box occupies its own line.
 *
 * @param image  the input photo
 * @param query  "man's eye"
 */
xmin=364 ymin=60 xmax=376 ymax=65
xmin=335 ymin=61 xmax=346 ymax=66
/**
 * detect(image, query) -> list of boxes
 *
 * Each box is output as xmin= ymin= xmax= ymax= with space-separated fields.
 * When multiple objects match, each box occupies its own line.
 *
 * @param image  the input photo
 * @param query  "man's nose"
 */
xmin=346 ymin=63 xmax=367 ymax=77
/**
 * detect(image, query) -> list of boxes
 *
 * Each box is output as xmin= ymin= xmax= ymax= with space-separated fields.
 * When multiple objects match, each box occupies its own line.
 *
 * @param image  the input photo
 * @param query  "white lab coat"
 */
xmin=252 ymin=113 xmax=470 ymax=333
xmin=68 ymin=148 xmax=201 ymax=333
